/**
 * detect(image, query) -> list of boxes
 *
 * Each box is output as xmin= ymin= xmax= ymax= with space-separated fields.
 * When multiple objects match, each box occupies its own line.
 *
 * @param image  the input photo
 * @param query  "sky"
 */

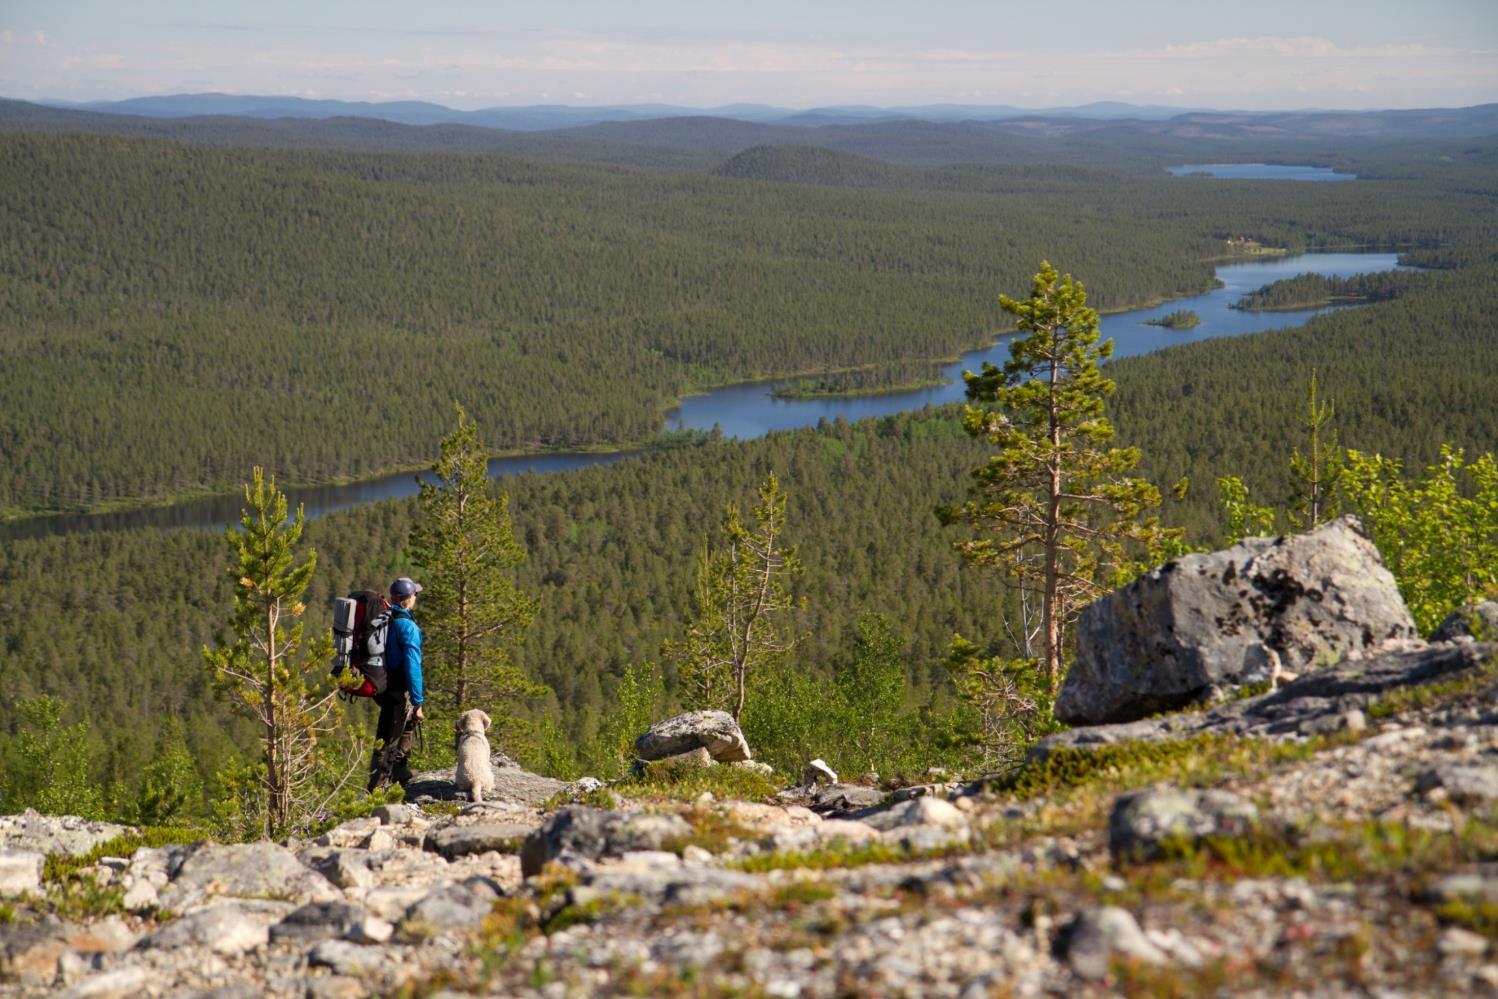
xmin=3 ymin=0 xmax=1497 ymax=111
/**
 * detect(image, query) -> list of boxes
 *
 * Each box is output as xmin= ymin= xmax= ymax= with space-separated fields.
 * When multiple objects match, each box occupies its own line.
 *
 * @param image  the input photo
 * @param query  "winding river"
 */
xmin=3 ymin=251 xmax=1411 ymax=542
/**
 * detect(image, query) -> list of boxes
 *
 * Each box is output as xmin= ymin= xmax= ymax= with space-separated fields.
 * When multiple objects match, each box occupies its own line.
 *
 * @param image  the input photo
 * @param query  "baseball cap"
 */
xmin=391 ymin=577 xmax=424 ymax=599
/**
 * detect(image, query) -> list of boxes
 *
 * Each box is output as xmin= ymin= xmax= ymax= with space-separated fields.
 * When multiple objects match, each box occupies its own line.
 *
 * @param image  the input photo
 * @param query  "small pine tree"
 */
xmin=408 ymin=404 xmax=543 ymax=740
xmin=668 ymin=473 xmax=803 ymax=723
xmin=1287 ymin=370 xmax=1342 ymax=529
xmin=204 ymin=468 xmax=360 ymax=837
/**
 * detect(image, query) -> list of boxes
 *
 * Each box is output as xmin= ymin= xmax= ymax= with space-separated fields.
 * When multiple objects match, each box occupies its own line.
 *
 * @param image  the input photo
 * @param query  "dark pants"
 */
xmin=368 ymin=691 xmax=418 ymax=792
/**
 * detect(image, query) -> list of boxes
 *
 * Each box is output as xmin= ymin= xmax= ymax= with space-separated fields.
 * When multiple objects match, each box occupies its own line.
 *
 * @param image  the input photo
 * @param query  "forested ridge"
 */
xmin=3 ymin=131 xmax=1496 ymax=516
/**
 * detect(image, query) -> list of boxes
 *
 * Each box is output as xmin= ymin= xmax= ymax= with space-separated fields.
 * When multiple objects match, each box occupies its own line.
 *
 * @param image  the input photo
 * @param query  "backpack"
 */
xmin=329 ymin=590 xmax=391 ymax=697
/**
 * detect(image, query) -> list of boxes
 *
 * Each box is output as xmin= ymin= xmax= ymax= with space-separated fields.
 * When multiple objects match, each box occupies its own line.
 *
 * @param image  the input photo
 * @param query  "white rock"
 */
xmin=1438 ymin=926 xmax=1490 ymax=958
xmin=346 ymin=915 xmax=395 ymax=945
xmin=56 ymin=966 xmax=149 ymax=999
xmin=802 ymin=759 xmax=839 ymax=785
xmin=0 ymin=849 xmax=44 ymax=897
xmin=121 ymin=877 xmax=159 ymax=911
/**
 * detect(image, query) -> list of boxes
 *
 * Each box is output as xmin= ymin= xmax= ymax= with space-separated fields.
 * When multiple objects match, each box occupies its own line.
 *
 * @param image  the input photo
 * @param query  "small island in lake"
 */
xmin=770 ymin=361 xmax=950 ymax=400
xmin=1141 ymin=309 xmax=1201 ymax=330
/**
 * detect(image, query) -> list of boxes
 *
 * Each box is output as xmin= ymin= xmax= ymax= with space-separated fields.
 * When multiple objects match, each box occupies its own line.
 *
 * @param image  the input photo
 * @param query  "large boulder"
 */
xmin=634 ymin=711 xmax=751 ymax=763
xmin=1058 ymin=516 xmax=1417 ymax=725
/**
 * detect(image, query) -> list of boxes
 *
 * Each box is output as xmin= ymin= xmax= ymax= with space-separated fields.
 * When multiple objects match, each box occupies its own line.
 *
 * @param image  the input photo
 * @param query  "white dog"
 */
xmin=453 ymin=709 xmax=495 ymax=803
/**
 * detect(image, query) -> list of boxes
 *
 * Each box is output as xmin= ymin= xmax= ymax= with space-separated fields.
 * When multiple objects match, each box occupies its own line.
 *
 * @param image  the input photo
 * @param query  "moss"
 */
xmin=542 ymin=890 xmax=642 ymax=934
xmin=731 ymin=839 xmax=920 ymax=874
xmin=1130 ymin=815 xmax=1498 ymax=885
xmin=1437 ymin=898 xmax=1498 ymax=936
xmin=997 ymin=733 xmax=1316 ymax=802
xmin=1366 ymin=654 xmax=1497 ymax=719
xmin=617 ymin=765 xmax=780 ymax=804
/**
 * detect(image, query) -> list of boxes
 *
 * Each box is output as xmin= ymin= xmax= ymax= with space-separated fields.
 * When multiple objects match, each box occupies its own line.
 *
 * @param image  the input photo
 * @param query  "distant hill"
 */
xmin=0 ymin=99 xmax=719 ymax=170
xmin=51 ymin=93 xmax=1204 ymax=130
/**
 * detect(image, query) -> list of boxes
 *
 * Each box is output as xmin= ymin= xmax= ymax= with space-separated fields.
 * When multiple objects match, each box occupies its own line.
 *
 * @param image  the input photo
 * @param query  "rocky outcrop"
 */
xmin=1035 ymin=639 xmax=1494 ymax=757
xmin=634 ymin=711 xmax=752 ymax=763
xmin=0 ymin=811 xmax=128 ymax=859
xmin=1059 ymin=516 xmax=1417 ymax=724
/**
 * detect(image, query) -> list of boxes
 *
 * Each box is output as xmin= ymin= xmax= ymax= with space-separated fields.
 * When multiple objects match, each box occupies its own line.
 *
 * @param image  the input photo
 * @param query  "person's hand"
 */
xmin=413 ymin=706 xmax=424 ymax=722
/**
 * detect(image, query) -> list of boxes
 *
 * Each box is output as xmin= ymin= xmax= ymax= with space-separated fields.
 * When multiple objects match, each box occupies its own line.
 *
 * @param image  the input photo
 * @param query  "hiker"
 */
xmin=369 ymin=576 xmax=425 ymax=791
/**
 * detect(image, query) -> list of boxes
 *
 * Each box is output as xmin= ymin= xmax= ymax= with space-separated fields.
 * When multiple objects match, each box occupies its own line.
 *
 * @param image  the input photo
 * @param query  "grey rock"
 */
xmin=519 ymin=807 xmax=692 ymax=877
xmin=140 ymin=898 xmax=293 ymax=954
xmin=0 ymin=849 xmax=43 ymax=897
xmin=1058 ymin=906 xmax=1169 ymax=980
xmin=634 ymin=710 xmax=752 ymax=763
xmin=521 ymin=808 xmax=614 ymax=877
xmin=269 ymin=900 xmax=373 ymax=945
xmin=424 ymin=821 xmax=533 ymax=860
xmin=802 ymin=759 xmax=838 ymax=785
xmin=120 ymin=877 xmax=157 ymax=911
xmin=1060 ymin=516 xmax=1417 ymax=724
xmin=611 ymin=813 xmax=692 ymax=853
xmin=308 ymin=848 xmax=373 ymax=890
xmin=1297 ymin=707 xmax=1366 ymax=736
xmin=397 ymin=877 xmax=501 ymax=941
xmin=160 ymin=840 xmax=340 ymax=909
xmin=1422 ymin=872 xmax=1498 ymax=905
xmin=1109 ymin=787 xmax=1259 ymax=861
xmin=635 ymin=746 xmax=715 ymax=774
xmin=56 ymin=966 xmax=149 ymax=999
xmin=372 ymin=803 xmax=416 ymax=825
xmin=0 ymin=810 xmax=130 ymax=859
xmin=807 ymin=783 xmax=887 ymax=814
xmin=569 ymin=777 xmax=606 ymax=796
xmin=406 ymin=762 xmax=567 ymax=805
xmin=1036 ymin=640 xmax=1495 ymax=758
xmin=1416 ymin=763 xmax=1498 ymax=806
xmin=1432 ymin=601 xmax=1498 ymax=642
xmin=308 ymin=938 xmax=390 ymax=976
xmin=856 ymin=797 xmax=966 ymax=832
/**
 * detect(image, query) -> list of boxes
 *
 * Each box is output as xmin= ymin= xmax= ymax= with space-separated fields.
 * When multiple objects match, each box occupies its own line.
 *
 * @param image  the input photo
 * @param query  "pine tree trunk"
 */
xmin=264 ymin=600 xmax=283 ymax=836
xmin=1043 ymin=343 xmax=1064 ymax=692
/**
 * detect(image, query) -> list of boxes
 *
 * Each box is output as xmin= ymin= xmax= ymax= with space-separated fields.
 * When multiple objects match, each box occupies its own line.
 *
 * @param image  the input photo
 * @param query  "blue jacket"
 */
xmin=385 ymin=606 xmax=424 ymax=706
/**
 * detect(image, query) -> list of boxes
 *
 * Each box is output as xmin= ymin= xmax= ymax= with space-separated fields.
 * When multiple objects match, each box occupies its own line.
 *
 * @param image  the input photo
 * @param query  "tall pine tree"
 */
xmin=409 ymin=404 xmax=542 ymax=732
xmin=941 ymin=262 xmax=1166 ymax=691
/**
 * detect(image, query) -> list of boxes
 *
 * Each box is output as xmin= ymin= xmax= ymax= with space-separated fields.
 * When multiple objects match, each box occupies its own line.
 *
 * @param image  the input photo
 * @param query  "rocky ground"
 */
xmin=3 ymin=638 xmax=1497 ymax=998
xmin=4 ymin=521 xmax=1497 ymax=997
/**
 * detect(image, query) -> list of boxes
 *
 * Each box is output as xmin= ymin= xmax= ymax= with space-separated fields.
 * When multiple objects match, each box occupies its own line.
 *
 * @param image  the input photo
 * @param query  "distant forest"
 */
xmin=2 ymin=131 xmax=1494 ymax=515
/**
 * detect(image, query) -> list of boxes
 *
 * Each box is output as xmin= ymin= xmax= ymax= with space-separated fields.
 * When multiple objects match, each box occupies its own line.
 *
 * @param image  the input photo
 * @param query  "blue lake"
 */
xmin=1168 ymin=163 xmax=1357 ymax=181
xmin=1 ymin=251 xmax=1410 ymax=541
